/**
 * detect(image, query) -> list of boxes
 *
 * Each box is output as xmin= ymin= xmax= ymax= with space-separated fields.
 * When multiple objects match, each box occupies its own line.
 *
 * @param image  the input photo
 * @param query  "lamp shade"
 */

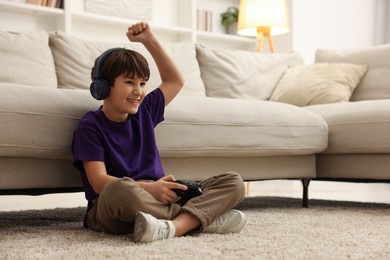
xmin=238 ymin=0 xmax=290 ymax=36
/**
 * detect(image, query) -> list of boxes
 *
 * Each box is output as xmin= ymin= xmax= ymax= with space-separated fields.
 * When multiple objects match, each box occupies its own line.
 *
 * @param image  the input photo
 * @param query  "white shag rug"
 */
xmin=1 ymin=197 xmax=389 ymax=259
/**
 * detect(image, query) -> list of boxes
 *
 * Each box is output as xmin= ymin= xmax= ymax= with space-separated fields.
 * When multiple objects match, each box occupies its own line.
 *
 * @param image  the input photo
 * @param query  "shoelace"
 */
xmin=155 ymin=221 xmax=170 ymax=240
xmin=212 ymin=215 xmax=226 ymax=226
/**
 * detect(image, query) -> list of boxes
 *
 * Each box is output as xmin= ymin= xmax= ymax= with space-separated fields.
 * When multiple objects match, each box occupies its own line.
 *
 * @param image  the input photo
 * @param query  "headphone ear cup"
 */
xmin=90 ymin=79 xmax=110 ymax=100
xmin=90 ymin=48 xmax=120 ymax=100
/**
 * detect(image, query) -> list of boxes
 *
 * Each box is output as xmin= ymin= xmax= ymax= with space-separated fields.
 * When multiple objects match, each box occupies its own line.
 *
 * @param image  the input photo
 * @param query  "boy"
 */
xmin=72 ymin=22 xmax=246 ymax=243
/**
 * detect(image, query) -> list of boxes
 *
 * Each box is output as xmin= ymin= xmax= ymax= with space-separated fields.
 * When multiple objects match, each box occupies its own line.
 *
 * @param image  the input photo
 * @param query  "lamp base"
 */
xmin=256 ymin=27 xmax=275 ymax=53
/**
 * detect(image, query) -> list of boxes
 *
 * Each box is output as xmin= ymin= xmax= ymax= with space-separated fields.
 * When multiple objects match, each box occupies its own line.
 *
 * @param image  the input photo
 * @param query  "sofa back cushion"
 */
xmin=0 ymin=31 xmax=57 ymax=88
xmin=270 ymin=63 xmax=368 ymax=106
xmin=196 ymin=44 xmax=304 ymax=100
xmin=49 ymin=31 xmax=205 ymax=96
xmin=315 ymin=43 xmax=390 ymax=101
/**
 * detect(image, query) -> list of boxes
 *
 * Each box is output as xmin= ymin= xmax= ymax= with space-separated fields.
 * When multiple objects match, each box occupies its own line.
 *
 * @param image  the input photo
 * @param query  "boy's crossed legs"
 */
xmin=86 ymin=172 xmax=246 ymax=243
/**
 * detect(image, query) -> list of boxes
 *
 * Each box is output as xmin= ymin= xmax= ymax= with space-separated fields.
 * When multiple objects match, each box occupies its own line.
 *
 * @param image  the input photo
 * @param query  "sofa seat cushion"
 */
xmin=0 ymin=84 xmax=328 ymax=160
xmin=0 ymin=83 xmax=100 ymax=160
xmin=305 ymin=100 xmax=390 ymax=154
xmin=156 ymin=96 xmax=328 ymax=157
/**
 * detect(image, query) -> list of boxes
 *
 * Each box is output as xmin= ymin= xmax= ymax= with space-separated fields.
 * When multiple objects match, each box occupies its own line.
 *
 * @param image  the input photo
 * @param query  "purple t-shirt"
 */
xmin=72 ymin=88 xmax=165 ymax=202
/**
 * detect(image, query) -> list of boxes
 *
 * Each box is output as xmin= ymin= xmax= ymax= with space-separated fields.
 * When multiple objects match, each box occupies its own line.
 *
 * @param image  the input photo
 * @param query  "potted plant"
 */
xmin=220 ymin=6 xmax=239 ymax=34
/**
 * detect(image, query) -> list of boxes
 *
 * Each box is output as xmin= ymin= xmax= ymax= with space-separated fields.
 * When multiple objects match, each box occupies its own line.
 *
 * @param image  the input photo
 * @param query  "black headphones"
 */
xmin=90 ymin=47 xmax=121 ymax=100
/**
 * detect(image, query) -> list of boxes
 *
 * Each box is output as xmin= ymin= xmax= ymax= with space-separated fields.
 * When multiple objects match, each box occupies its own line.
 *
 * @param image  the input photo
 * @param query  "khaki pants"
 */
xmin=86 ymin=172 xmax=245 ymax=234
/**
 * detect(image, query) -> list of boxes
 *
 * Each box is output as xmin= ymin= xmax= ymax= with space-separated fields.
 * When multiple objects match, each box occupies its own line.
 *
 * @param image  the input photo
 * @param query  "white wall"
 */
xmin=369 ymin=0 xmax=390 ymax=45
xmin=291 ymin=0 xmax=380 ymax=63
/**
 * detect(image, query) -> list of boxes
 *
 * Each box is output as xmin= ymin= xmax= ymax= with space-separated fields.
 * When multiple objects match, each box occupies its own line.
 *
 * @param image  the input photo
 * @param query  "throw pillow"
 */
xmin=270 ymin=63 xmax=368 ymax=106
xmin=315 ymin=43 xmax=390 ymax=101
xmin=49 ymin=31 xmax=205 ymax=96
xmin=196 ymin=45 xmax=304 ymax=100
xmin=0 ymin=31 xmax=57 ymax=88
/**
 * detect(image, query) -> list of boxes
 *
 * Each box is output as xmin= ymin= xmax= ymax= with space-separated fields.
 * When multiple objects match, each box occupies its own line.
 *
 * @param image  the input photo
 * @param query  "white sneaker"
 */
xmin=203 ymin=209 xmax=246 ymax=234
xmin=133 ymin=212 xmax=175 ymax=243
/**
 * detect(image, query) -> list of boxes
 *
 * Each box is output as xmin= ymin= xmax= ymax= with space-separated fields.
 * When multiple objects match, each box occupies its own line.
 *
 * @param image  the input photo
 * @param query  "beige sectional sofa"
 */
xmin=0 ymin=31 xmax=389 ymax=207
xmin=306 ymin=44 xmax=390 ymax=182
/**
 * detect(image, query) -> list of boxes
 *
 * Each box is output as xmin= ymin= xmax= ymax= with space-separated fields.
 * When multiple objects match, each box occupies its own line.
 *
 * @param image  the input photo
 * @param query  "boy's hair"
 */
xmin=91 ymin=48 xmax=150 ymax=87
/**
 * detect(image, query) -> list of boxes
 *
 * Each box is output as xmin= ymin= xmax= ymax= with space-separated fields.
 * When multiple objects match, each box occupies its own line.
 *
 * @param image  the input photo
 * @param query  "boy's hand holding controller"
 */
xmin=172 ymin=180 xmax=203 ymax=206
xmin=141 ymin=175 xmax=188 ymax=205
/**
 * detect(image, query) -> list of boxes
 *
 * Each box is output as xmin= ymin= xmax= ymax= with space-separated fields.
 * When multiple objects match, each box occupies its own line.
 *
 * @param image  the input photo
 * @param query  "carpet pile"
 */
xmin=1 ymin=196 xmax=389 ymax=259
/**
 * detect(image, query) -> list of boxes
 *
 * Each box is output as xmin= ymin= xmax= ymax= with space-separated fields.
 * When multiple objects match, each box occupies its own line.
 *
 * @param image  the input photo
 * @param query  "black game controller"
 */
xmin=172 ymin=180 xmax=202 ymax=206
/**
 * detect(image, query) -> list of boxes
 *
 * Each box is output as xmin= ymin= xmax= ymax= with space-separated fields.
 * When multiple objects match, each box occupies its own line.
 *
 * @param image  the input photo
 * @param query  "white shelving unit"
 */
xmin=0 ymin=0 xmax=65 ymax=32
xmin=0 ymin=0 xmax=256 ymax=50
xmin=0 ymin=0 xmax=63 ymax=15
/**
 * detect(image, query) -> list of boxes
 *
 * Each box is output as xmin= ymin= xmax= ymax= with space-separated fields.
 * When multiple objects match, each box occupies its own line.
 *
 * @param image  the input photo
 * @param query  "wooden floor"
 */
xmin=1 ymin=180 xmax=390 ymax=211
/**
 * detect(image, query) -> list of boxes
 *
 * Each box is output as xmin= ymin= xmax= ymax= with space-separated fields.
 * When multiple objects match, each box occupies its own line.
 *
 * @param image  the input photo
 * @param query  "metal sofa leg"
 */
xmin=301 ymin=178 xmax=311 ymax=208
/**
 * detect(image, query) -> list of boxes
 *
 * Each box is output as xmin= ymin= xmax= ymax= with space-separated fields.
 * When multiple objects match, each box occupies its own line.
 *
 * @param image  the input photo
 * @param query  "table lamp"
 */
xmin=238 ymin=0 xmax=290 ymax=53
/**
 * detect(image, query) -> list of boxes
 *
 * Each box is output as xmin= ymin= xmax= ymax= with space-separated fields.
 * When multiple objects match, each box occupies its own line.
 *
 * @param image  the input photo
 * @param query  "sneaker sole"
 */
xmin=133 ymin=212 xmax=149 ymax=243
xmin=232 ymin=210 xmax=246 ymax=233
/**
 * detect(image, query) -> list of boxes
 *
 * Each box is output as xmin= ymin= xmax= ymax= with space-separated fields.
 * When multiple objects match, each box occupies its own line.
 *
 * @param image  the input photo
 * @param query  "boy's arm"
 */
xmin=83 ymin=161 xmax=187 ymax=204
xmin=83 ymin=161 xmax=117 ymax=194
xmin=126 ymin=22 xmax=185 ymax=106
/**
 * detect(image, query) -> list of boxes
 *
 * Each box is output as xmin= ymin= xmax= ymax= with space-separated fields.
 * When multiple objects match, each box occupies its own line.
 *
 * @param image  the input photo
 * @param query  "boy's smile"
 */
xmin=102 ymin=74 xmax=147 ymax=122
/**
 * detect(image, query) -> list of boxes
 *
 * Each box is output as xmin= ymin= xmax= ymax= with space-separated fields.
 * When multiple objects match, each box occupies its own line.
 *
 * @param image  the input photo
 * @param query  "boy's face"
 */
xmin=103 ymin=74 xmax=147 ymax=120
